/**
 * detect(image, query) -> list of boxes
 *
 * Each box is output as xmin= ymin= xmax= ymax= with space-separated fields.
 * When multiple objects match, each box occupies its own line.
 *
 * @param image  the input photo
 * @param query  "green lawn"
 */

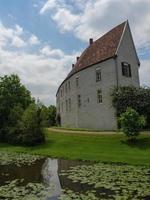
xmin=0 ymin=130 xmax=150 ymax=165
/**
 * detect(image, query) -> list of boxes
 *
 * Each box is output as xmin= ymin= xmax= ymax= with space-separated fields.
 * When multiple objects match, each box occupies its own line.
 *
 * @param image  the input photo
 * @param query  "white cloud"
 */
xmin=0 ymin=22 xmax=25 ymax=48
xmin=0 ymin=46 xmax=78 ymax=105
xmin=40 ymin=0 xmax=150 ymax=50
xmin=0 ymin=21 xmax=78 ymax=105
xmin=52 ymin=8 xmax=80 ymax=32
xmin=139 ymin=59 xmax=150 ymax=87
xmin=40 ymin=45 xmax=64 ymax=58
xmin=40 ymin=0 xmax=59 ymax=14
xmin=15 ymin=25 xmax=23 ymax=35
xmin=11 ymin=36 xmax=26 ymax=48
xmin=29 ymin=35 xmax=40 ymax=45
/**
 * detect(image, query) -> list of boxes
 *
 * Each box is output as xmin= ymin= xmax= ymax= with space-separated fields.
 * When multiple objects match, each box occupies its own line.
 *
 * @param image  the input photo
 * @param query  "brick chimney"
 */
xmin=89 ymin=38 xmax=93 ymax=45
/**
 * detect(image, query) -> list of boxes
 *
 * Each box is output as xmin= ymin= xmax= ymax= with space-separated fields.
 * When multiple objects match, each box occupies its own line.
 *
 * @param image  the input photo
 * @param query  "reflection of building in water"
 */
xmin=42 ymin=158 xmax=62 ymax=198
xmin=42 ymin=158 xmax=95 ymax=197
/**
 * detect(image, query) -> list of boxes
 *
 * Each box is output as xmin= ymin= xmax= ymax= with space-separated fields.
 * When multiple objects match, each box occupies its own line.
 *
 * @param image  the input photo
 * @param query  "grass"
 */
xmin=0 ymin=129 xmax=150 ymax=166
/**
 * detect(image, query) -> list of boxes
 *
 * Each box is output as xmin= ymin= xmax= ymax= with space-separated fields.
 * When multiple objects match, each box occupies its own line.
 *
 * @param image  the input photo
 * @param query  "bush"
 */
xmin=39 ymin=105 xmax=56 ymax=127
xmin=20 ymin=104 xmax=45 ymax=146
xmin=0 ymin=74 xmax=46 ymax=146
xmin=48 ymin=105 xmax=56 ymax=126
xmin=112 ymin=86 xmax=150 ymax=128
xmin=119 ymin=107 xmax=146 ymax=141
xmin=6 ymin=105 xmax=24 ymax=144
xmin=0 ymin=74 xmax=34 ymax=142
xmin=56 ymin=113 xmax=61 ymax=126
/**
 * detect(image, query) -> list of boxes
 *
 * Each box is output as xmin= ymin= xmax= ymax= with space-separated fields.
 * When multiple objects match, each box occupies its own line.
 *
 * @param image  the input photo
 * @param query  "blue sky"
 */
xmin=0 ymin=0 xmax=150 ymax=105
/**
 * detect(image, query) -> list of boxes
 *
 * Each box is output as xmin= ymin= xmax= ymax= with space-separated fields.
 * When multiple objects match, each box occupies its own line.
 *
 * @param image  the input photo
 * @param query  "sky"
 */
xmin=0 ymin=0 xmax=150 ymax=105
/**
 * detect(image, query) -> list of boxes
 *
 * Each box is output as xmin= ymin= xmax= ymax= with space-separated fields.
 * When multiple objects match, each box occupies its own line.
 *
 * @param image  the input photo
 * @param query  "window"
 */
xmin=66 ymin=100 xmax=68 ymax=112
xmin=69 ymin=98 xmax=71 ymax=111
xmin=61 ymin=102 xmax=63 ymax=112
xmin=96 ymin=68 xmax=101 ymax=82
xmin=58 ymin=105 xmax=60 ymax=113
xmin=65 ymin=83 xmax=67 ymax=93
xmin=97 ymin=89 xmax=102 ymax=103
xmin=122 ymin=62 xmax=131 ymax=77
xmin=76 ymin=77 xmax=79 ymax=87
xmin=77 ymin=95 xmax=81 ymax=107
xmin=68 ymin=81 xmax=71 ymax=91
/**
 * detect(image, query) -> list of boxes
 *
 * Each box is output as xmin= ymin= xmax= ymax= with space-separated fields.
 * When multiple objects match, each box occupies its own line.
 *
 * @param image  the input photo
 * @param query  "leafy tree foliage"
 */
xmin=20 ymin=104 xmax=45 ymax=146
xmin=0 ymin=74 xmax=33 ymax=141
xmin=39 ymin=104 xmax=56 ymax=127
xmin=48 ymin=105 xmax=56 ymax=126
xmin=0 ymin=74 xmax=45 ymax=145
xmin=119 ymin=108 xmax=146 ymax=140
xmin=112 ymin=86 xmax=150 ymax=128
xmin=56 ymin=113 xmax=61 ymax=126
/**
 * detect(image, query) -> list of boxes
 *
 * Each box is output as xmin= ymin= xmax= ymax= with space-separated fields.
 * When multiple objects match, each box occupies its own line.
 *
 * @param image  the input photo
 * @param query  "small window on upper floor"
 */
xmin=66 ymin=100 xmax=68 ymax=112
xmin=68 ymin=81 xmax=71 ymax=91
xmin=76 ymin=77 xmax=79 ymax=87
xmin=65 ymin=83 xmax=67 ymax=93
xmin=97 ymin=89 xmax=102 ymax=103
xmin=77 ymin=95 xmax=81 ymax=107
xmin=69 ymin=98 xmax=71 ymax=111
xmin=62 ymin=86 xmax=64 ymax=96
xmin=96 ymin=68 xmax=101 ymax=82
xmin=122 ymin=62 xmax=131 ymax=77
xmin=61 ymin=102 xmax=63 ymax=113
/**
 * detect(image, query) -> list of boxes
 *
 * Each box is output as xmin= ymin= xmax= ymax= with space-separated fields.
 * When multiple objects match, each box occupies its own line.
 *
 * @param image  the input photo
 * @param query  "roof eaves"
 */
xmin=56 ymin=56 xmax=115 ymax=96
xmin=115 ymin=20 xmax=127 ymax=56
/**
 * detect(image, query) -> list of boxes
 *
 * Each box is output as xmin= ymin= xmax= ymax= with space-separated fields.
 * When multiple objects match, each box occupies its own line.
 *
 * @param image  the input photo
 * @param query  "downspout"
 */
xmin=114 ymin=55 xmax=119 ymax=129
xmin=114 ymin=55 xmax=119 ymax=89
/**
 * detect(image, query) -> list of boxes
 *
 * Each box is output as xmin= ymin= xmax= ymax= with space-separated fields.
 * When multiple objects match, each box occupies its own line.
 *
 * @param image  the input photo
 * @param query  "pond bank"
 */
xmin=0 ymin=129 xmax=150 ymax=165
xmin=0 ymin=152 xmax=150 ymax=200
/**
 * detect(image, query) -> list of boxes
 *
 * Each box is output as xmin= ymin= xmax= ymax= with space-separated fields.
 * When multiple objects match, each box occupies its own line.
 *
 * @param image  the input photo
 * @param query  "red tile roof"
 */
xmin=56 ymin=21 xmax=127 ymax=95
xmin=67 ymin=21 xmax=126 ymax=78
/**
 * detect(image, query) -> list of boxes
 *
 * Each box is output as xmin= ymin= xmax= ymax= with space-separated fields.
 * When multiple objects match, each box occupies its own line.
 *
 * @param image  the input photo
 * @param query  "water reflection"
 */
xmin=0 ymin=157 xmax=91 ymax=199
xmin=42 ymin=158 xmax=62 ymax=199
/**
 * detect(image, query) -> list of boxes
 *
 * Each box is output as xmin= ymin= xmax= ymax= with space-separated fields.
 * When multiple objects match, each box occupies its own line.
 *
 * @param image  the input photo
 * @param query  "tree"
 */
xmin=37 ymin=104 xmax=56 ymax=127
xmin=6 ymin=104 xmax=24 ymax=144
xmin=112 ymin=86 xmax=150 ymax=128
xmin=119 ymin=107 xmax=146 ymax=141
xmin=0 ymin=74 xmax=33 ymax=141
xmin=20 ymin=104 xmax=45 ymax=146
xmin=56 ymin=113 xmax=61 ymax=126
xmin=48 ymin=105 xmax=56 ymax=126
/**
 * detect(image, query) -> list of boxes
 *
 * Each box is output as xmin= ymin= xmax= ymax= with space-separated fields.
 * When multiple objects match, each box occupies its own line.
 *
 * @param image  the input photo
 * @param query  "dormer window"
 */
xmin=65 ymin=83 xmax=67 ymax=93
xmin=76 ymin=77 xmax=79 ymax=87
xmin=68 ymin=81 xmax=71 ymax=91
xmin=96 ymin=68 xmax=101 ymax=82
xmin=122 ymin=62 xmax=131 ymax=77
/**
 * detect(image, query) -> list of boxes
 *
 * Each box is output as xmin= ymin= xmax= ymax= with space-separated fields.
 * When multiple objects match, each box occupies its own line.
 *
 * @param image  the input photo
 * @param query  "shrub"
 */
xmin=119 ymin=107 xmax=146 ymax=141
xmin=56 ymin=113 xmax=61 ymax=126
xmin=48 ymin=105 xmax=56 ymax=126
xmin=20 ymin=104 xmax=45 ymax=146
xmin=6 ymin=104 xmax=24 ymax=144
xmin=112 ymin=86 xmax=150 ymax=128
xmin=0 ymin=74 xmax=34 ymax=142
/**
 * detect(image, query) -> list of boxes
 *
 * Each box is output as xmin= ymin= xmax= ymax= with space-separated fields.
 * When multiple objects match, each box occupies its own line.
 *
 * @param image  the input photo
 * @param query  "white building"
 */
xmin=56 ymin=21 xmax=140 ymax=130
